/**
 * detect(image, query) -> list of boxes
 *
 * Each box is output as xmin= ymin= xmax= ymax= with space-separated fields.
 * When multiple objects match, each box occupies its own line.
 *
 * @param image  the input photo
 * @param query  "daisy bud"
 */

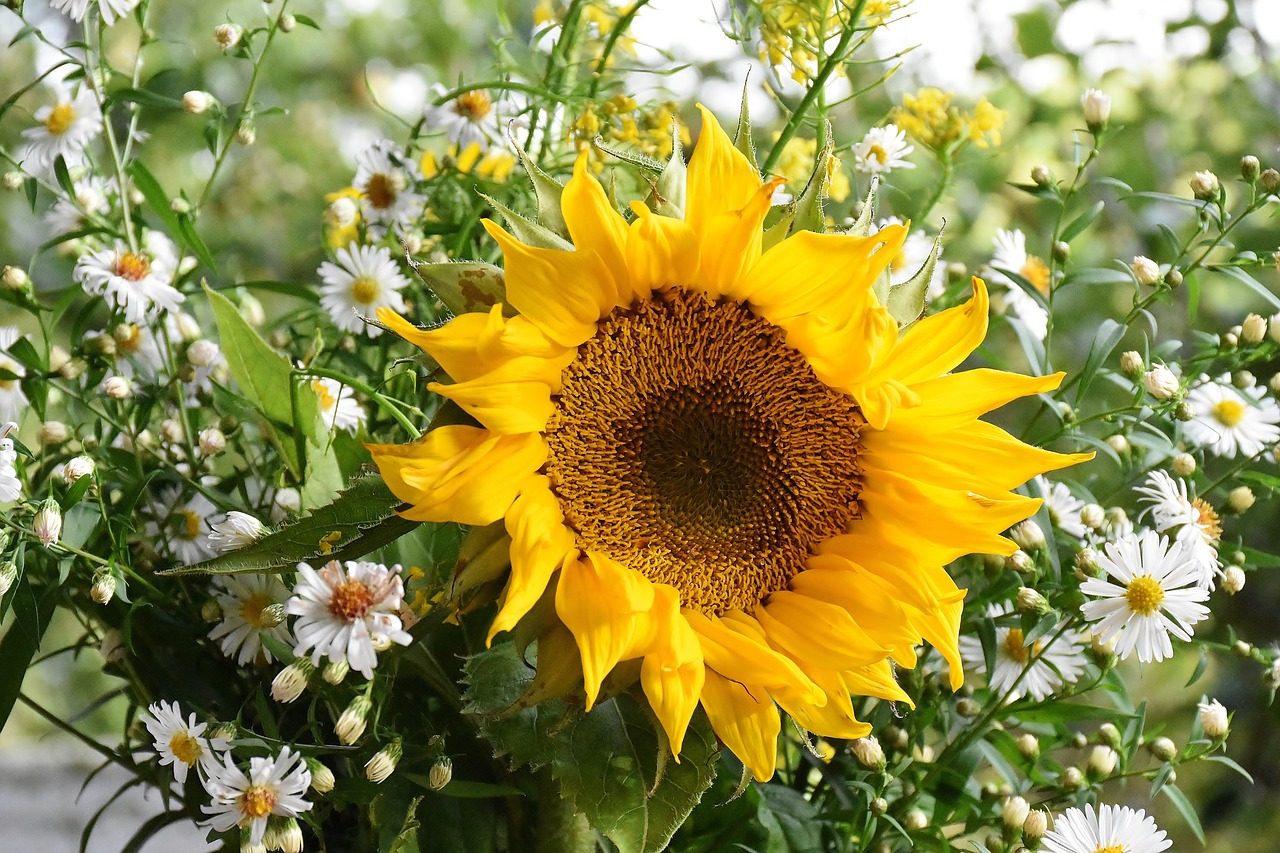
xmin=1234 ymin=640 xmax=1252 ymax=657
xmin=883 ymin=725 xmax=909 ymax=751
xmin=1231 ymin=549 xmax=1247 ymax=565
xmin=271 ymin=658 xmax=315 ymax=703
xmin=329 ymin=196 xmax=358 ymax=229
xmin=1104 ymin=434 xmax=1130 ymax=454
xmin=323 ymin=659 xmax=350 ymax=685
xmin=1131 ymin=255 xmax=1160 ymax=286
xmin=1174 ymin=401 xmax=1196 ymax=422
xmin=1240 ymin=313 xmax=1267 ymax=345
xmin=1011 ymin=520 xmax=1046 ymax=551
xmin=0 ymin=561 xmax=17 ymax=596
xmin=365 ymin=738 xmax=403 ymax=783
xmin=1070 ymin=732 xmax=1088 ymax=749
xmin=1016 ymin=586 xmax=1050 ymax=615
xmin=1087 ymin=745 xmax=1117 ymax=779
xmin=1148 ymin=736 xmax=1177 ymax=762
xmin=1081 ymin=88 xmax=1110 ymax=129
xmin=1023 ymin=809 xmax=1049 ymax=843
xmin=1 ymin=265 xmax=29 ymax=292
xmin=59 ymin=356 xmax=87 ymax=380
xmin=904 ymin=809 xmax=928 ymax=832
xmin=199 ymin=427 xmax=227 ymax=456
xmin=1198 ymin=698 xmax=1229 ymax=739
xmin=1241 ymin=155 xmax=1261 ymax=182
xmin=61 ymin=455 xmax=94 ymax=485
xmin=160 ymin=418 xmax=185 ymax=445
xmin=305 ymin=757 xmax=335 ymax=794
xmin=1164 ymin=268 xmax=1183 ymax=288
xmin=428 ymin=756 xmax=453 ymax=790
xmin=1262 ymin=169 xmax=1280 ymax=193
xmin=1233 ymin=370 xmax=1256 ymax=390
xmin=1016 ymin=733 xmax=1040 ymax=760
xmin=209 ymin=511 xmax=265 ymax=552
xmin=1223 ymin=331 xmax=1239 ymax=349
xmin=40 ymin=421 xmax=70 ymax=446
xmin=186 ymin=339 xmax=221 ymax=368
xmin=237 ymin=291 xmax=266 ymax=327
xmin=2 ymin=172 xmax=23 ymax=191
xmin=272 ymin=487 xmax=301 ymax=523
xmin=1141 ymin=365 xmax=1179 ymax=400
xmin=1221 ymin=565 xmax=1246 ymax=594
xmin=1171 ymin=453 xmax=1196 ymax=477
xmin=335 ymin=694 xmax=372 ymax=744
xmin=214 ymin=23 xmax=243 ymax=50
xmin=1227 ymin=485 xmax=1255 ymax=513
xmin=1052 ymin=240 xmax=1070 ymax=263
xmin=1075 ymin=547 xmax=1100 ymax=574
xmin=99 ymin=628 xmax=126 ymax=664
xmin=870 ymin=797 xmax=888 ymax=816
xmin=1270 ymin=374 xmax=1280 ymax=395
xmin=1080 ymin=503 xmax=1105 ymax=530
xmin=103 ymin=376 xmax=131 ymax=400
xmin=85 ymin=333 xmax=117 ymax=358
xmin=1007 ymin=550 xmax=1035 ymax=574
xmin=90 ymin=570 xmax=116 ymax=605
xmin=34 ymin=498 xmax=63 ymax=546
xmin=1097 ymin=722 xmax=1122 ymax=749
xmin=278 ymin=13 xmax=296 ymax=32
xmin=1119 ymin=350 xmax=1144 ymax=375
xmin=1002 ymin=796 xmax=1030 ymax=833
xmin=47 ymin=346 xmax=70 ymax=374
xmin=235 ymin=122 xmax=257 ymax=146
xmin=1190 ymin=170 xmax=1220 ymax=200
xmin=263 ymin=816 xmax=303 ymax=853
xmin=1266 ymin=659 xmax=1280 ymax=691
xmin=851 ymin=736 xmax=886 ymax=771
xmin=1031 ymin=164 xmax=1052 ymax=186
xmin=183 ymin=90 xmax=213 ymax=115
xmin=259 ymin=602 xmax=287 ymax=629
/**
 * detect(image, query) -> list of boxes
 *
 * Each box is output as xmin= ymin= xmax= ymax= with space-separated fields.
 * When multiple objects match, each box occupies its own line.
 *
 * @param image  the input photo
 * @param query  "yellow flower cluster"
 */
xmin=758 ymin=0 xmax=898 ymax=83
xmin=534 ymin=0 xmax=638 ymax=63
xmin=421 ymin=143 xmax=516 ymax=182
xmin=567 ymin=96 xmax=691 ymax=162
xmin=891 ymin=87 xmax=1006 ymax=151
xmin=774 ymin=135 xmax=851 ymax=202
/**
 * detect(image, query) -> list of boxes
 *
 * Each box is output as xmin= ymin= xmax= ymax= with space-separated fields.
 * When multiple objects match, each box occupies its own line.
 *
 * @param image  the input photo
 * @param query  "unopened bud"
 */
xmin=59 ymin=357 xmax=87 ymax=380
xmin=852 ymin=735 xmax=886 ymax=770
xmin=1105 ymin=434 xmax=1130 ymax=454
xmin=1087 ymin=745 xmax=1118 ymax=779
xmin=1076 ymin=548 xmax=1100 ymax=574
xmin=1119 ymin=350 xmax=1144 ymax=375
xmin=1011 ymin=520 xmax=1046 ymax=551
xmin=1148 ymin=736 xmax=1177 ymax=762
xmin=1233 ymin=639 xmax=1253 ymax=657
xmin=1097 ymin=722 xmax=1122 ymax=749
xmin=1262 ymin=169 xmax=1280 ymax=193
xmin=1172 ymin=453 xmax=1196 ymax=476
xmin=103 ymin=375 xmax=131 ymax=400
xmin=335 ymin=694 xmax=372 ymax=744
xmin=272 ymin=487 xmax=301 ymax=523
xmin=904 ymin=808 xmax=928 ymax=832
xmin=956 ymin=697 xmax=981 ymax=717
xmin=365 ymin=738 xmax=403 ymax=783
xmin=305 ymin=757 xmax=335 ymax=794
xmin=258 ymin=602 xmax=286 ymax=628
xmin=1190 ymin=170 xmax=1220 ymax=200
xmin=186 ymin=339 xmax=220 ymax=368
xmin=183 ymin=90 xmax=213 ymax=115
xmin=1024 ymin=809 xmax=1049 ymax=843
xmin=329 ymin=196 xmax=358 ymax=229
xmin=1143 ymin=365 xmax=1179 ymax=400
xmin=1199 ymin=698 xmax=1229 ymax=739
xmin=1 ymin=265 xmax=28 ymax=291
xmin=48 ymin=345 xmax=70 ymax=374
xmin=198 ymin=427 xmax=226 ymax=456
xmin=1080 ymin=503 xmax=1105 ymax=530
xmin=90 ymin=570 xmax=116 ymax=604
xmin=1221 ymin=565 xmax=1245 ymax=594
xmin=1164 ymin=268 xmax=1183 ymax=288
xmin=428 ymin=756 xmax=453 ymax=790
xmin=1 ymin=172 xmax=23 ymax=192
xmin=1233 ymin=370 xmax=1256 ymax=390
xmin=870 ymin=797 xmax=888 ymax=816
xmin=214 ymin=23 xmax=243 ymax=50
xmin=1174 ymin=401 xmax=1196 ymax=422
xmin=1031 ymin=164 xmax=1052 ymax=186
xmin=34 ymin=497 xmax=63 ymax=546
xmin=235 ymin=123 xmax=256 ymax=146
xmin=41 ymin=421 xmax=70 ymax=446
xmin=1016 ymin=733 xmax=1040 ymax=760
xmin=84 ymin=333 xmax=117 ymax=358
xmin=1016 ymin=586 xmax=1050 ymax=614
xmin=0 ymin=561 xmax=17 ymax=596
xmin=1227 ymin=485 xmax=1255 ymax=513
xmin=1007 ymin=550 xmax=1035 ymax=574
xmin=1131 ymin=255 xmax=1161 ymax=286
xmin=160 ymin=418 xmax=184 ymax=445
xmin=1052 ymin=240 xmax=1070 ymax=263
xmin=1002 ymin=796 xmax=1031 ymax=832
xmin=271 ymin=659 xmax=315 ymax=703
xmin=264 ymin=817 xmax=303 ymax=853
xmin=201 ymin=597 xmax=223 ymax=622
xmin=1241 ymin=313 xmax=1267 ymax=345
xmin=1241 ymin=155 xmax=1261 ymax=182
xmin=278 ymin=12 xmax=296 ymax=31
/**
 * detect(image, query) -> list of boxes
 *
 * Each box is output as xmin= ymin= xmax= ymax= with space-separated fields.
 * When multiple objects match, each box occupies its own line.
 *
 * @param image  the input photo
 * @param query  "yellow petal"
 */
xmin=428 ymin=351 xmax=575 ymax=435
xmin=639 ymin=585 xmax=705 ymax=758
xmin=626 ymin=202 xmax=700 ymax=296
xmin=689 ymin=178 xmax=781 ymax=298
xmin=683 ymin=610 xmax=824 ymax=705
xmin=773 ymin=668 xmax=872 ymax=740
xmin=562 ymin=152 xmax=632 ymax=297
xmin=685 ymin=105 xmax=762 ymax=235
xmin=367 ymin=426 xmax=546 ymax=526
xmin=789 ymin=563 xmax=920 ymax=668
xmin=889 ymin=369 xmax=1066 ymax=433
xmin=908 ymin=594 xmax=966 ymax=690
xmin=700 ymin=670 xmax=779 ymax=782
xmin=376 ymin=306 xmax=566 ymax=383
xmin=488 ymin=475 xmax=577 ymax=644
xmin=482 ymin=219 xmax=621 ymax=347
xmin=756 ymin=591 xmax=889 ymax=671
xmin=843 ymin=659 xmax=914 ymax=706
xmin=555 ymin=551 xmax=655 ymax=710
xmin=865 ymin=277 xmax=989 ymax=387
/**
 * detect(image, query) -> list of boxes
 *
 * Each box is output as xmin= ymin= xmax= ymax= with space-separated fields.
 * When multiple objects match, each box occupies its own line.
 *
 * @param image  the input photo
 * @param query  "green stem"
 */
xmin=585 ymin=0 xmax=651 ymax=100
xmin=914 ymin=150 xmax=954 ymax=225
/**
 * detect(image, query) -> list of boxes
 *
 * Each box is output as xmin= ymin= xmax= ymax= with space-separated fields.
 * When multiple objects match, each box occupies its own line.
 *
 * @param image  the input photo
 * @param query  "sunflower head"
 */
xmin=368 ymin=105 xmax=1090 ymax=781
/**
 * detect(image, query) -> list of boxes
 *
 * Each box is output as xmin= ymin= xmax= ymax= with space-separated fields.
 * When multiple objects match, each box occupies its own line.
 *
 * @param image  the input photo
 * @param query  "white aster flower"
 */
xmin=287 ymin=560 xmax=413 ymax=679
xmin=20 ymin=88 xmax=102 ymax=175
xmin=987 ymin=229 xmax=1050 ymax=339
xmin=424 ymin=84 xmax=502 ymax=149
xmin=1035 ymin=475 xmax=1088 ymax=540
xmin=45 ymin=176 xmax=111 ymax=236
xmin=353 ymin=139 xmax=426 ymax=239
xmin=1080 ymin=530 xmax=1210 ymax=663
xmin=958 ymin=604 xmax=1087 ymax=702
xmin=1183 ymin=374 xmax=1280 ymax=458
xmin=0 ymin=437 xmax=21 ymax=504
xmin=200 ymin=746 xmax=312 ymax=848
xmin=140 ymin=699 xmax=228 ymax=785
xmin=74 ymin=231 xmax=183 ymax=324
xmin=49 ymin=0 xmax=139 ymax=25
xmin=877 ymin=217 xmax=945 ymax=299
xmin=310 ymin=376 xmax=367 ymax=433
xmin=1134 ymin=470 xmax=1221 ymax=588
xmin=0 ymin=327 xmax=30 ymax=424
xmin=209 ymin=511 xmax=267 ymax=552
xmin=317 ymin=244 xmax=410 ymax=337
xmin=208 ymin=573 xmax=292 ymax=665
xmin=852 ymin=124 xmax=915 ymax=175
xmin=147 ymin=486 xmax=218 ymax=564
xmin=1042 ymin=802 xmax=1171 ymax=853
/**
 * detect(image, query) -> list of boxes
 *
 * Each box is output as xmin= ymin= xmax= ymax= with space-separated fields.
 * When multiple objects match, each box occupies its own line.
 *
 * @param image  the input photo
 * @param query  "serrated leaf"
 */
xmin=160 ymin=473 xmax=414 ymax=575
xmin=886 ymin=228 xmax=942 ymax=328
xmin=479 ymin=192 xmax=573 ymax=251
xmin=789 ymin=125 xmax=832 ymax=236
xmin=733 ymin=81 xmax=757 ymax=170
xmin=756 ymin=784 xmax=821 ymax=852
xmin=511 ymin=143 xmax=569 ymax=239
xmin=410 ymin=260 xmax=510 ymax=316
xmin=847 ymin=176 xmax=879 ymax=238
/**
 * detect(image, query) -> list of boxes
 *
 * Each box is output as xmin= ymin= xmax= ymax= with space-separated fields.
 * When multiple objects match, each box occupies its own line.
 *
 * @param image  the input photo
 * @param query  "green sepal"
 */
xmin=479 ymin=192 xmax=574 ymax=251
xmin=886 ymin=225 xmax=944 ymax=329
xmin=848 ymin=175 xmax=880 ymax=238
xmin=511 ymin=141 xmax=570 ymax=240
xmin=408 ymin=258 xmax=512 ymax=316
xmin=733 ymin=79 xmax=758 ymax=170
xmin=788 ymin=122 xmax=833 ymax=236
xmin=644 ymin=122 xmax=686 ymax=218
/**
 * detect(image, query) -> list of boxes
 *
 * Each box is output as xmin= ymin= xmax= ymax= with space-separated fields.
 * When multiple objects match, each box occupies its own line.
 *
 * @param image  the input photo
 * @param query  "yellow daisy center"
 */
xmin=453 ymin=90 xmax=493 ymax=121
xmin=1212 ymin=398 xmax=1246 ymax=427
xmin=239 ymin=592 xmax=276 ymax=628
xmin=1002 ymin=627 xmax=1029 ymax=664
xmin=1020 ymin=256 xmax=1051 ymax=294
xmin=1125 ymin=575 xmax=1165 ymax=616
xmin=545 ymin=287 xmax=865 ymax=614
xmin=44 ymin=102 xmax=76 ymax=135
xmin=0 ymin=358 xmax=17 ymax=391
xmin=117 ymin=324 xmax=143 ymax=354
xmin=113 ymin=252 xmax=152 ymax=282
xmin=177 ymin=509 xmax=201 ymax=541
xmin=1190 ymin=498 xmax=1221 ymax=545
xmin=1093 ymin=846 xmax=1124 ymax=853
xmin=312 ymin=379 xmax=337 ymax=411
xmin=238 ymin=785 xmax=278 ymax=820
xmin=328 ymin=578 xmax=374 ymax=621
xmin=168 ymin=730 xmax=203 ymax=765
xmin=867 ymin=143 xmax=888 ymax=165
xmin=364 ymin=172 xmax=398 ymax=210
xmin=351 ymin=275 xmax=381 ymax=304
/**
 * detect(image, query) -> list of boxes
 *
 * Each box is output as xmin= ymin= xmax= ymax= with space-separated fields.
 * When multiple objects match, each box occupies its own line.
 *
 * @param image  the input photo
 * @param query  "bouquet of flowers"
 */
xmin=1 ymin=0 xmax=1276 ymax=850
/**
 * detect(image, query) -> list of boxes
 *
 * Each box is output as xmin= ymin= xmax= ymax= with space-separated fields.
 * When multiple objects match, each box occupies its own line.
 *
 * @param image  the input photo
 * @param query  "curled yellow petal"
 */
xmin=700 ymin=670 xmax=779 ymax=782
xmin=639 ymin=585 xmax=705 ymax=758
xmin=756 ymin=591 xmax=888 ymax=671
xmin=488 ymin=475 xmax=577 ymax=644
xmin=684 ymin=609 xmax=824 ymax=705
xmin=428 ymin=351 xmax=575 ymax=435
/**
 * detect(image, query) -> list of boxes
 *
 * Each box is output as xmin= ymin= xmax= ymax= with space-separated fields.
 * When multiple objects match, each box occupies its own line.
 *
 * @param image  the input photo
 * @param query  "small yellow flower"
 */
xmin=892 ymin=88 xmax=1007 ymax=152
xmin=324 ymin=186 xmax=362 ymax=248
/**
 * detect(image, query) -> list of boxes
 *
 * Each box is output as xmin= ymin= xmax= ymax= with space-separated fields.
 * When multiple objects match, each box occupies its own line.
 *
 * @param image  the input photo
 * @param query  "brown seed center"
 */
xmin=113 ymin=252 xmax=152 ymax=282
xmin=328 ymin=578 xmax=374 ymax=621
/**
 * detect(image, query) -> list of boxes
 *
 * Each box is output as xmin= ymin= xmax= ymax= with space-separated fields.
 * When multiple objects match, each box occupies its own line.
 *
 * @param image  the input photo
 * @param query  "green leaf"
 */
xmin=732 ymin=80 xmax=757 ymax=170
xmin=127 ymin=161 xmax=183 ymax=237
xmin=112 ymin=86 xmax=184 ymax=111
xmin=1215 ymin=265 xmax=1280 ymax=311
xmin=645 ymin=123 xmax=686 ymax=218
xmin=755 ymin=784 xmax=821 ymax=852
xmin=410 ymin=260 xmax=510 ymax=316
xmin=1060 ymin=200 xmax=1105 ymax=243
xmin=479 ymin=192 xmax=573 ymax=251
xmin=1203 ymin=754 xmax=1254 ymax=783
xmin=0 ymin=577 xmax=59 ymax=731
xmin=1007 ymin=702 xmax=1136 ymax=724
xmin=292 ymin=13 xmax=321 ymax=28
xmin=1160 ymin=784 xmax=1206 ymax=844
xmin=374 ymin=791 xmax=421 ymax=853
xmin=176 ymin=213 xmax=217 ymax=273
xmin=1073 ymin=318 xmax=1126 ymax=407
xmin=160 ymin=473 xmax=415 ymax=575
xmin=53 ymin=155 xmax=75 ymax=197
xmin=886 ymin=229 xmax=942 ymax=329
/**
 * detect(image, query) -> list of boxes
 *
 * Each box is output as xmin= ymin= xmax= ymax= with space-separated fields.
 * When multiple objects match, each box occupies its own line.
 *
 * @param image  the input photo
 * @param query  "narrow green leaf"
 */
xmin=176 ymin=213 xmax=217 ymax=273
xmin=293 ymin=13 xmax=321 ymax=28
xmin=1073 ymin=318 xmax=1126 ymax=406
xmin=478 ymin=192 xmax=573 ymax=251
xmin=53 ymin=155 xmax=75 ymax=196
xmin=1160 ymin=785 xmax=1206 ymax=844
xmin=0 ymin=579 xmax=59 ymax=731
xmin=789 ymin=126 xmax=831 ymax=236
xmin=126 ymin=161 xmax=182 ymax=236
xmin=733 ymin=80 xmax=757 ymax=170
xmin=1203 ymin=754 xmax=1254 ymax=783
xmin=1060 ymin=200 xmax=1105 ymax=243
xmin=646 ymin=123 xmax=686 ymax=218
xmin=111 ymin=86 xmax=183 ymax=111
xmin=1007 ymin=702 xmax=1136 ymax=724
xmin=1215 ymin=265 xmax=1280 ymax=311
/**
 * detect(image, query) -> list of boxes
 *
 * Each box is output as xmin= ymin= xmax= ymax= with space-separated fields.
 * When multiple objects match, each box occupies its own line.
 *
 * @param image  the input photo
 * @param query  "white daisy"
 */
xmin=45 ymin=175 xmax=111 ymax=236
xmin=317 ymin=244 xmax=410 ymax=337
xmin=74 ymin=231 xmax=183 ymax=324
xmin=0 ymin=436 xmax=21 ymax=504
xmin=1080 ymin=530 xmax=1211 ymax=663
xmin=852 ymin=124 xmax=915 ymax=175
xmin=147 ymin=486 xmax=218 ymax=565
xmin=0 ymin=327 xmax=30 ymax=424
xmin=877 ymin=217 xmax=945 ymax=299
xmin=424 ymin=84 xmax=502 ymax=149
xmin=1183 ymin=374 xmax=1280 ymax=458
xmin=140 ymin=699 xmax=228 ymax=785
xmin=20 ymin=88 xmax=102 ymax=176
xmin=287 ymin=560 xmax=413 ymax=680
xmin=958 ymin=604 xmax=1087 ymax=702
xmin=1035 ymin=475 xmax=1088 ymax=540
xmin=200 ymin=746 xmax=312 ymax=848
xmin=49 ymin=0 xmax=139 ymax=26
xmin=987 ymin=229 xmax=1050 ymax=339
xmin=208 ymin=573 xmax=292 ymax=665
xmin=311 ymin=376 xmax=367 ymax=433
xmin=209 ymin=511 xmax=267 ymax=552
xmin=1042 ymin=802 xmax=1171 ymax=853
xmin=352 ymin=139 xmax=426 ymax=239
xmin=1134 ymin=470 xmax=1221 ymax=588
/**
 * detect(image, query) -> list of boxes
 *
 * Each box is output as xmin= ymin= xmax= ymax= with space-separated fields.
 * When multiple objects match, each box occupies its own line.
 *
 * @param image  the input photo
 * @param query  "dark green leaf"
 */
xmin=1073 ymin=318 xmax=1126 ymax=407
xmin=126 ymin=161 xmax=182 ymax=236
xmin=1060 ymin=200 xmax=1105 ymax=243
xmin=177 ymin=214 xmax=217 ymax=273
xmin=755 ymin=783 xmax=821 ymax=852
xmin=53 ymin=155 xmax=75 ymax=196
xmin=0 ymin=578 xmax=59 ymax=731
xmin=1007 ymin=702 xmax=1136 ymax=724
xmin=112 ymin=86 xmax=183 ymax=112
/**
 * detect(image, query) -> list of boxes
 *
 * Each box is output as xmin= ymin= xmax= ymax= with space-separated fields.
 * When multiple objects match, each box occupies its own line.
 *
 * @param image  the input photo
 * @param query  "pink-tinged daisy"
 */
xmin=200 ymin=746 xmax=312 ymax=848
xmin=287 ymin=560 xmax=413 ymax=679
xmin=140 ymin=699 xmax=228 ymax=784
xmin=1042 ymin=802 xmax=1171 ymax=853
xmin=1183 ymin=374 xmax=1280 ymax=458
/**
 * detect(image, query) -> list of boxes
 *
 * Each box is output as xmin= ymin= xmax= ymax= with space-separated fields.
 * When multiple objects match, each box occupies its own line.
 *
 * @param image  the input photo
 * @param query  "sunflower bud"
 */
xmin=851 ymin=735 xmax=886 ymax=771
xmin=365 ymin=738 xmax=403 ymax=783
xmin=34 ymin=498 xmax=63 ymax=546
xmin=428 ymin=756 xmax=453 ymax=790
xmin=335 ymin=694 xmax=372 ymax=744
xmin=271 ymin=659 xmax=315 ymax=703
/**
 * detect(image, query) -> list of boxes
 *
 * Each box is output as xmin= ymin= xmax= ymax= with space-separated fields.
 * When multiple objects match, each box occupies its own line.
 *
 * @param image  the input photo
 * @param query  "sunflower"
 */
xmin=367 ymin=107 xmax=1088 ymax=781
